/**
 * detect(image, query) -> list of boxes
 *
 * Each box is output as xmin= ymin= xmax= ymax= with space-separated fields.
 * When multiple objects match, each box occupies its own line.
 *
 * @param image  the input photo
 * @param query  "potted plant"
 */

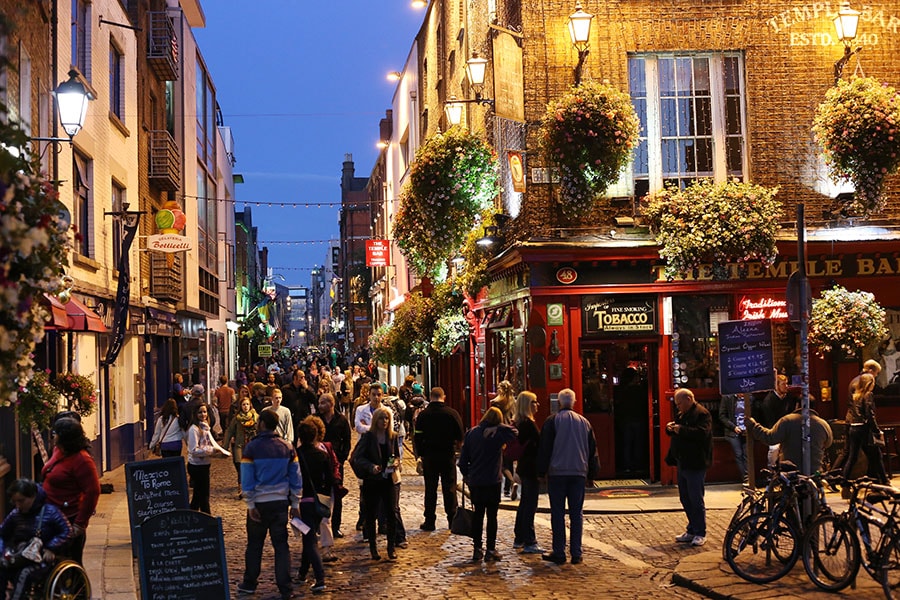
xmin=809 ymin=285 xmax=887 ymax=359
xmin=812 ymin=77 xmax=900 ymax=216
xmin=14 ymin=370 xmax=61 ymax=432
xmin=539 ymin=80 xmax=640 ymax=218
xmin=644 ymin=179 xmax=781 ymax=280
xmin=53 ymin=372 xmax=98 ymax=418
xmin=393 ymin=128 xmax=499 ymax=276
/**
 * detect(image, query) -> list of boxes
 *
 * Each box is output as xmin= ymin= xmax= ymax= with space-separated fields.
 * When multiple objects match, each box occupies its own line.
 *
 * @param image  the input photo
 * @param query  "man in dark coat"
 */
xmin=665 ymin=388 xmax=713 ymax=547
xmin=414 ymin=386 xmax=464 ymax=531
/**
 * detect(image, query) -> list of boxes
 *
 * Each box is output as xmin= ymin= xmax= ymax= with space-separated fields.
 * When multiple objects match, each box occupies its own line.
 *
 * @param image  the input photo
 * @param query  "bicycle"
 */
xmin=802 ymin=478 xmax=900 ymax=596
xmin=724 ymin=467 xmax=834 ymax=583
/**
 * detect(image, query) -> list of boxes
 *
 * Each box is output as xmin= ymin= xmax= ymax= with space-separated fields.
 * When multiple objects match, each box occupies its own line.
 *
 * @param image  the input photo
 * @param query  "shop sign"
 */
xmin=718 ymin=319 xmax=775 ymax=395
xmin=582 ymin=295 xmax=657 ymax=336
xmin=257 ymin=344 xmax=272 ymax=357
xmin=738 ymin=295 xmax=788 ymax=320
xmin=365 ymin=239 xmax=391 ymax=267
xmin=547 ymin=303 xmax=564 ymax=326
xmin=557 ymin=267 xmax=578 ymax=284
xmin=508 ymin=151 xmax=526 ymax=193
xmin=147 ymin=234 xmax=193 ymax=253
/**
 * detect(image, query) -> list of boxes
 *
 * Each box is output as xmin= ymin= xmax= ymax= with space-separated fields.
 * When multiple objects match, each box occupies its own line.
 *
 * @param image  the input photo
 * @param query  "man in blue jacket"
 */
xmin=537 ymin=388 xmax=600 ymax=565
xmin=238 ymin=410 xmax=302 ymax=600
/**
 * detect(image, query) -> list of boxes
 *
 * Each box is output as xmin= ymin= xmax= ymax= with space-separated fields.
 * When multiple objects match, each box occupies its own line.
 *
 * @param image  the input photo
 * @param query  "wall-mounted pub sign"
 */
xmin=582 ymin=295 xmax=657 ymax=336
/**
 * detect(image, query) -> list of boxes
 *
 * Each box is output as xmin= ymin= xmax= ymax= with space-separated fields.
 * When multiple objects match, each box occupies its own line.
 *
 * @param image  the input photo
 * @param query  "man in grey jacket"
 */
xmin=748 ymin=399 xmax=834 ymax=472
xmin=536 ymin=388 xmax=600 ymax=565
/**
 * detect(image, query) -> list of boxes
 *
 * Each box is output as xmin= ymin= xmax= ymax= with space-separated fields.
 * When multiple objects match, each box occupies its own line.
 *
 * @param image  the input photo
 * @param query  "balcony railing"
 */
xmin=147 ymin=12 xmax=178 ymax=81
xmin=150 ymin=252 xmax=183 ymax=303
xmin=148 ymin=130 xmax=180 ymax=192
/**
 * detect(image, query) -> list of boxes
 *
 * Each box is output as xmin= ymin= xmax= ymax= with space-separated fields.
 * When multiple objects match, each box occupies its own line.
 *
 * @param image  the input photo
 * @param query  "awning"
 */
xmin=65 ymin=297 xmax=108 ymax=332
xmin=43 ymin=293 xmax=108 ymax=332
xmin=41 ymin=293 xmax=70 ymax=328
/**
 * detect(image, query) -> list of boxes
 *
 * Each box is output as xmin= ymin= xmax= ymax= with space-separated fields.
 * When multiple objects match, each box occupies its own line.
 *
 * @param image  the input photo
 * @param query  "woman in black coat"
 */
xmin=296 ymin=419 xmax=334 ymax=591
xmin=350 ymin=406 xmax=401 ymax=560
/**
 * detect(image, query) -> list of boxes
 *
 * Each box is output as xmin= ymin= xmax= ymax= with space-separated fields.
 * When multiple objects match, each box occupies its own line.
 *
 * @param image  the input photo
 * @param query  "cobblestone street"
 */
xmin=204 ymin=442 xmax=716 ymax=599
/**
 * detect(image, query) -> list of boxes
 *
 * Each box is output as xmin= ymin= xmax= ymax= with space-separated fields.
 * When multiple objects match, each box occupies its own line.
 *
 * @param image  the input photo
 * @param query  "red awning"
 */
xmin=42 ymin=293 xmax=70 ymax=328
xmin=64 ymin=296 xmax=108 ymax=333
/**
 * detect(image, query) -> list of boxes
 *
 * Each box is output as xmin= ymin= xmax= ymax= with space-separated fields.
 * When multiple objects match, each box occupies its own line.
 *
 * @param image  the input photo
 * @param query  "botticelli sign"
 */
xmin=366 ymin=239 xmax=391 ymax=267
xmin=582 ymin=295 xmax=657 ymax=336
xmin=718 ymin=319 xmax=775 ymax=395
xmin=147 ymin=234 xmax=193 ymax=253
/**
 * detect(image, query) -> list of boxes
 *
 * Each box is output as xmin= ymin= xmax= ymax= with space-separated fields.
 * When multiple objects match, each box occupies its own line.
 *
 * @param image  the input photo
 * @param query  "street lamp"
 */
xmin=444 ymin=53 xmax=495 ymax=127
xmin=832 ymin=1 xmax=861 ymax=85
xmin=30 ymin=70 xmax=93 ymax=144
xmin=568 ymin=1 xmax=594 ymax=85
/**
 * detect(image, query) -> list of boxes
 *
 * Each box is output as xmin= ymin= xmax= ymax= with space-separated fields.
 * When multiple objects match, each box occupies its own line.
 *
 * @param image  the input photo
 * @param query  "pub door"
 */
xmin=581 ymin=341 xmax=657 ymax=480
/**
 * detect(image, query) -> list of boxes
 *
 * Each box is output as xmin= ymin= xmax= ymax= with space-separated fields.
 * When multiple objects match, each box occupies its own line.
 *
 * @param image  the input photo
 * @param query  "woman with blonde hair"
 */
xmin=512 ymin=391 xmax=544 ymax=554
xmin=458 ymin=406 xmax=517 ymax=562
xmin=842 ymin=373 xmax=888 ymax=484
xmin=491 ymin=380 xmax=517 ymax=498
xmin=350 ymin=407 xmax=401 ymax=560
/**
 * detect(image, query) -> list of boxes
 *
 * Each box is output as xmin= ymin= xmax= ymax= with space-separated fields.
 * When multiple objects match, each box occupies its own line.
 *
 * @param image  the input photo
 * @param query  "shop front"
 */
xmin=472 ymin=236 xmax=900 ymax=485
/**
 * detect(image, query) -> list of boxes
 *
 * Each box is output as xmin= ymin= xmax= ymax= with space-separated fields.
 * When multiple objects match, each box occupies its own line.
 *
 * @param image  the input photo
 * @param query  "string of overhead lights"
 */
xmin=257 ymin=240 xmax=338 ymax=246
xmin=183 ymin=193 xmax=385 ymax=209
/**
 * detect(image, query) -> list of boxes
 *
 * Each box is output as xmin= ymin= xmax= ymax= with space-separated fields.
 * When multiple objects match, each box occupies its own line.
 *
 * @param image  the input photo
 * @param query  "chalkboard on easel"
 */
xmin=136 ymin=509 xmax=230 ymax=600
xmin=718 ymin=319 xmax=775 ymax=395
xmin=125 ymin=457 xmax=189 ymax=556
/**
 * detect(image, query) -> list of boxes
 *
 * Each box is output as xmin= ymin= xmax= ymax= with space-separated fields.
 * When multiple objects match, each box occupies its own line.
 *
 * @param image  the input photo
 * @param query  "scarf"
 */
xmin=235 ymin=408 xmax=258 ymax=432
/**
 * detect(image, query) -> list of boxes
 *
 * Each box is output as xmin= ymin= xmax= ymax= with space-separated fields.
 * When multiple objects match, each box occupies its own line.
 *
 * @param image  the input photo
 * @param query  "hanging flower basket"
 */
xmin=14 ymin=370 xmax=61 ymax=432
xmin=432 ymin=310 xmax=470 ymax=357
xmin=644 ymin=179 xmax=782 ymax=281
xmin=393 ymin=128 xmax=499 ymax=276
xmin=539 ymin=80 xmax=640 ymax=218
xmin=809 ymin=285 xmax=887 ymax=359
xmin=0 ymin=119 xmax=72 ymax=408
xmin=53 ymin=372 xmax=97 ymax=418
xmin=812 ymin=77 xmax=900 ymax=216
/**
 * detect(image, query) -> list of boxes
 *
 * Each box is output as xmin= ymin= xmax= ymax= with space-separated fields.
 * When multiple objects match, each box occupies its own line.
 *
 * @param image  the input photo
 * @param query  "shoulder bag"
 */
xmin=152 ymin=416 xmax=176 ymax=456
xmin=299 ymin=450 xmax=332 ymax=519
xmin=450 ymin=481 xmax=475 ymax=538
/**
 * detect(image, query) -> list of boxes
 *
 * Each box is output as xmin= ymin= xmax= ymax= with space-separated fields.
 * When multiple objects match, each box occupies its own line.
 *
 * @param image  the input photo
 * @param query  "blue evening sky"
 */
xmin=194 ymin=1 xmax=424 ymax=288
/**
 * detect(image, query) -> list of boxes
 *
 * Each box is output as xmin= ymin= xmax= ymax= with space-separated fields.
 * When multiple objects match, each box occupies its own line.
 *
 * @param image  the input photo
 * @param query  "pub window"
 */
xmin=672 ymin=295 xmax=730 ymax=389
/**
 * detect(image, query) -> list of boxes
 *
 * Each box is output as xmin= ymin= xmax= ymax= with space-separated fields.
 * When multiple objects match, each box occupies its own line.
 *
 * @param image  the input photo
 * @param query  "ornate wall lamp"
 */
xmin=444 ymin=53 xmax=495 ymax=127
xmin=833 ymin=1 xmax=861 ymax=85
xmin=568 ymin=2 xmax=594 ymax=86
xmin=29 ymin=70 xmax=93 ymax=144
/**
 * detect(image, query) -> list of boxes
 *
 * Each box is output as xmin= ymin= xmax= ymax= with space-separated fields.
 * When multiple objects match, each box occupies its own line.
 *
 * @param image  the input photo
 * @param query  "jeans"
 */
xmin=548 ymin=475 xmax=586 ymax=559
xmin=332 ymin=463 xmax=345 ymax=535
xmin=513 ymin=475 xmax=539 ymax=546
xmin=422 ymin=453 xmax=458 ymax=525
xmin=470 ymin=483 xmax=501 ymax=551
xmin=188 ymin=462 xmax=211 ymax=514
xmin=297 ymin=503 xmax=325 ymax=585
xmin=677 ymin=467 xmax=707 ymax=537
xmin=362 ymin=478 xmax=396 ymax=554
xmin=392 ymin=483 xmax=407 ymax=543
xmin=726 ymin=434 xmax=747 ymax=479
xmin=242 ymin=500 xmax=292 ymax=597
xmin=843 ymin=425 xmax=888 ymax=484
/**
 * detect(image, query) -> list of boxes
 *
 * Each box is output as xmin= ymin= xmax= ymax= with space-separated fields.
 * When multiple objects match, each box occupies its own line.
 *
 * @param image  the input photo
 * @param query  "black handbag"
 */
xmin=450 ymin=482 xmax=475 ymax=538
xmin=299 ymin=450 xmax=332 ymax=519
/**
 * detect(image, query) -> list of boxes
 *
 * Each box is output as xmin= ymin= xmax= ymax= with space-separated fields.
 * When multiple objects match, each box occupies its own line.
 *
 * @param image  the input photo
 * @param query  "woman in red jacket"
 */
xmin=41 ymin=416 xmax=100 ymax=563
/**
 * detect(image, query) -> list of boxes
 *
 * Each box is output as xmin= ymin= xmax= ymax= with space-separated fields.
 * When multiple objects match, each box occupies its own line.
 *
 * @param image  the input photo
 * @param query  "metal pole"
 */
xmin=798 ymin=204 xmax=811 ymax=476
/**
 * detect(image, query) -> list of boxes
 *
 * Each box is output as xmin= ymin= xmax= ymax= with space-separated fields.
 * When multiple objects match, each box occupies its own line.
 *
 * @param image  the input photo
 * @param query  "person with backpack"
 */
xmin=405 ymin=384 xmax=428 ymax=458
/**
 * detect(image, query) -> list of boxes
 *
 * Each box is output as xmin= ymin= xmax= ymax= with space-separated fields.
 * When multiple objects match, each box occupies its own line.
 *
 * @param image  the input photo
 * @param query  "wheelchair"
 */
xmin=18 ymin=559 xmax=91 ymax=600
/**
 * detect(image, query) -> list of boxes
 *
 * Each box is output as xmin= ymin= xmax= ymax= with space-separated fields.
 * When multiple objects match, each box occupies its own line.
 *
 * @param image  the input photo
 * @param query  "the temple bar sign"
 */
xmin=583 ymin=295 xmax=657 ymax=336
xmin=366 ymin=240 xmax=391 ymax=267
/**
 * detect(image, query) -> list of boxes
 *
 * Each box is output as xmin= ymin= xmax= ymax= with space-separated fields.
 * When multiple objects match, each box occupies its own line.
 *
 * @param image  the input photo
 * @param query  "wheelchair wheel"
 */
xmin=44 ymin=560 xmax=91 ymax=600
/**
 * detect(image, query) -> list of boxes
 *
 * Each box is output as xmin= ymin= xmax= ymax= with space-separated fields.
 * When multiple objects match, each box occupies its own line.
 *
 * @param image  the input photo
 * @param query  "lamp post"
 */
xmin=568 ymin=1 xmax=594 ymax=85
xmin=30 ymin=70 xmax=93 ymax=145
xmin=444 ymin=53 xmax=495 ymax=127
xmin=833 ymin=0 xmax=861 ymax=85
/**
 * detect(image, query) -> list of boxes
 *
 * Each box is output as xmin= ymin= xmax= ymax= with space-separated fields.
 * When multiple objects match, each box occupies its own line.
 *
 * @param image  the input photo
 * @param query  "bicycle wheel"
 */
xmin=802 ymin=514 xmax=860 ymax=591
xmin=724 ymin=512 xmax=800 ymax=584
xmin=44 ymin=560 xmax=91 ymax=600
xmin=880 ymin=535 xmax=900 ymax=599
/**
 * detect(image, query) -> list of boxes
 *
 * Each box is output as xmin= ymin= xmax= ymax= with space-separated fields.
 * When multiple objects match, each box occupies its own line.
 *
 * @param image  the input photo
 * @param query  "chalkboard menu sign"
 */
xmin=137 ymin=509 xmax=230 ymax=600
xmin=125 ymin=457 xmax=189 ymax=555
xmin=718 ymin=318 xmax=775 ymax=395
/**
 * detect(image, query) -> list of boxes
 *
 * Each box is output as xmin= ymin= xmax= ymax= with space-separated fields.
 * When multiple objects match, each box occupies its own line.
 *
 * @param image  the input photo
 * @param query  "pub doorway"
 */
xmin=581 ymin=341 xmax=658 ymax=480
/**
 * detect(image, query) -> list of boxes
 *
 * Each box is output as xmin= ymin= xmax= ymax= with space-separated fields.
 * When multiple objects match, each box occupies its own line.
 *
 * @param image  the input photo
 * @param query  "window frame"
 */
xmin=111 ymin=181 xmax=125 ymax=268
xmin=73 ymin=151 xmax=93 ymax=258
xmin=71 ymin=0 xmax=90 ymax=78
xmin=109 ymin=40 xmax=124 ymax=120
xmin=628 ymin=52 xmax=748 ymax=199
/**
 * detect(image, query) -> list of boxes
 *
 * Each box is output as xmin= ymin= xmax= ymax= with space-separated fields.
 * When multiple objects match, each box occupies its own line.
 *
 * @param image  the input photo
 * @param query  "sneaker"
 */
xmin=675 ymin=532 xmax=694 ymax=543
xmin=510 ymin=483 xmax=519 ymax=501
xmin=541 ymin=552 xmax=566 ymax=565
xmin=522 ymin=544 xmax=544 ymax=554
xmin=691 ymin=536 xmax=706 ymax=547
xmin=311 ymin=582 xmax=326 ymax=594
xmin=513 ymin=541 xmax=525 ymax=549
xmin=237 ymin=584 xmax=256 ymax=596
